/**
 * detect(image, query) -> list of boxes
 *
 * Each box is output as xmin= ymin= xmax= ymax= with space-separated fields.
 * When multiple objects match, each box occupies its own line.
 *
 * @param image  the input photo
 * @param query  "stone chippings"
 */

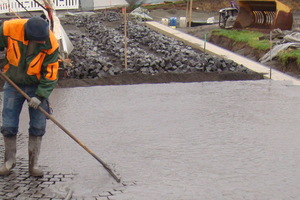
xmin=62 ymin=11 xmax=250 ymax=79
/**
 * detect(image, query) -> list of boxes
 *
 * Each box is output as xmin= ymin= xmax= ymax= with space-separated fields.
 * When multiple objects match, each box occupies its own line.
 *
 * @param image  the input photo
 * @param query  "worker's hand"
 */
xmin=28 ymin=97 xmax=41 ymax=109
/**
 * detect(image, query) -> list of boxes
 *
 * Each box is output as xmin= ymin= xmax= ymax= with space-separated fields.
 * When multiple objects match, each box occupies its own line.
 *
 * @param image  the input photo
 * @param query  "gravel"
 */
xmin=61 ymin=11 xmax=251 ymax=79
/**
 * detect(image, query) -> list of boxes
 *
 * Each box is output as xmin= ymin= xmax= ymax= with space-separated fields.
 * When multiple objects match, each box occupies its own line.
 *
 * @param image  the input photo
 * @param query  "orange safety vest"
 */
xmin=0 ymin=18 xmax=60 ymax=98
xmin=3 ymin=19 xmax=59 ymax=80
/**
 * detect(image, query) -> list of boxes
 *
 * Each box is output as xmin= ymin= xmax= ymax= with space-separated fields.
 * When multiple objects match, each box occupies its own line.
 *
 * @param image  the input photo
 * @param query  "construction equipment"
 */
xmin=233 ymin=0 xmax=293 ymax=30
xmin=219 ymin=7 xmax=239 ymax=28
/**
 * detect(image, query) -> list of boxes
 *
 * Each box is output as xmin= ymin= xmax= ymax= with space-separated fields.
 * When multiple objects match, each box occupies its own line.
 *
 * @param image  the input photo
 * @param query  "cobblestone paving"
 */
xmin=0 ymin=94 xmax=135 ymax=199
xmin=0 ymin=163 xmax=133 ymax=200
xmin=0 ymin=132 xmax=135 ymax=199
xmin=67 ymin=181 xmax=136 ymax=200
xmin=0 ymin=133 xmax=77 ymax=200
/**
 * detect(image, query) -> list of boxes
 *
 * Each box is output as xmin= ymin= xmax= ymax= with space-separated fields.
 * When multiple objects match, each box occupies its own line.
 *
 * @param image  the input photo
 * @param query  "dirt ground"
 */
xmin=56 ymin=72 xmax=263 ymax=88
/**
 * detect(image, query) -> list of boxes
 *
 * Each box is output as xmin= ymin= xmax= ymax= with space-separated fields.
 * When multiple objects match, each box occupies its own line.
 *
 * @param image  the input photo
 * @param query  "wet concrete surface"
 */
xmin=1 ymin=79 xmax=300 ymax=199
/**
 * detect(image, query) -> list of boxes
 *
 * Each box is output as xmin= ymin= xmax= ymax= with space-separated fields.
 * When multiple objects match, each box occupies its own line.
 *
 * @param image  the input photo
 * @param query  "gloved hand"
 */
xmin=28 ymin=97 xmax=41 ymax=109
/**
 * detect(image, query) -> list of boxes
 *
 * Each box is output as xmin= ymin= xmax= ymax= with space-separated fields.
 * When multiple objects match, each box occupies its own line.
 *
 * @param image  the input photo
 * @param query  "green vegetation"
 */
xmin=140 ymin=0 xmax=203 ymax=10
xmin=278 ymin=48 xmax=300 ymax=66
xmin=212 ymin=29 xmax=270 ymax=50
xmin=212 ymin=29 xmax=300 ymax=67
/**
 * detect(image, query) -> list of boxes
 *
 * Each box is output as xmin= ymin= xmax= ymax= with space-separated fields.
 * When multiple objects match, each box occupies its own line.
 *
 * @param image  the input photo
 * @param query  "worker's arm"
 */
xmin=0 ymin=24 xmax=7 ymax=49
xmin=35 ymin=48 xmax=59 ymax=99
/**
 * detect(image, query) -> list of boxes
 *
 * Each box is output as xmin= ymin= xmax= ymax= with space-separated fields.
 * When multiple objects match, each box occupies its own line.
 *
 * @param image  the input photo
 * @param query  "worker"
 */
xmin=0 ymin=16 xmax=59 ymax=177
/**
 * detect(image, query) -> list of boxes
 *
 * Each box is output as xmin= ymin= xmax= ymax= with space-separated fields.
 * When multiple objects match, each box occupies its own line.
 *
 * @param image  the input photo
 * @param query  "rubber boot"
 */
xmin=0 ymin=136 xmax=17 ymax=176
xmin=28 ymin=135 xmax=44 ymax=177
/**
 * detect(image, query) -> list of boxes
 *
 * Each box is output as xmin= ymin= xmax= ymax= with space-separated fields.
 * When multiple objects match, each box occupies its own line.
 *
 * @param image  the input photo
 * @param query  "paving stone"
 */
xmin=109 ymin=189 xmax=123 ymax=195
xmin=96 ymin=197 xmax=109 ymax=200
xmin=5 ymin=191 xmax=19 ymax=198
xmin=54 ymin=174 xmax=64 ymax=179
xmin=64 ymin=174 xmax=75 ymax=178
xmin=30 ymin=192 xmax=44 ymax=198
xmin=19 ymin=195 xmax=35 ymax=200
xmin=49 ymin=177 xmax=61 ymax=182
xmin=74 ymin=198 xmax=85 ymax=200
xmin=39 ymin=184 xmax=51 ymax=188
xmin=107 ymin=196 xmax=118 ymax=200
xmin=98 ymin=191 xmax=111 ymax=197
xmin=82 ymin=197 xmax=98 ymax=200
xmin=2 ymin=188 xmax=15 ymax=193
xmin=16 ymin=186 xmax=29 ymax=192
xmin=28 ymin=182 xmax=40 ymax=187
xmin=18 ymin=174 xmax=30 ymax=179
xmin=15 ymin=183 xmax=27 ymax=187
xmin=20 ymin=180 xmax=31 ymax=184
xmin=122 ymin=181 xmax=136 ymax=186
xmin=39 ymin=177 xmax=51 ymax=182
xmin=113 ymin=186 xmax=126 ymax=192
xmin=42 ymin=191 xmax=58 ymax=198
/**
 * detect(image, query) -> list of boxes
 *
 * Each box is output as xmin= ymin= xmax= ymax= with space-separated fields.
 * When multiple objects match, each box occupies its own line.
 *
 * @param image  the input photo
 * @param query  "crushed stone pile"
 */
xmin=62 ymin=11 xmax=251 ymax=79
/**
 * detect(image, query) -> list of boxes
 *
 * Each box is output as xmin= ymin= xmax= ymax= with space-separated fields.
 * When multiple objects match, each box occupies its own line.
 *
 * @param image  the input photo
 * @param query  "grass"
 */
xmin=140 ymin=0 xmax=188 ymax=10
xmin=278 ymin=48 xmax=300 ymax=66
xmin=212 ymin=29 xmax=270 ymax=50
xmin=212 ymin=29 xmax=300 ymax=67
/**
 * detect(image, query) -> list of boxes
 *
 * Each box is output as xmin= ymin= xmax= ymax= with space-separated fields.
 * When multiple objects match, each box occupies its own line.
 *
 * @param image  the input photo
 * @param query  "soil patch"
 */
xmin=208 ymin=34 xmax=300 ymax=78
xmin=209 ymin=35 xmax=267 ymax=61
xmin=56 ymin=72 xmax=264 ymax=88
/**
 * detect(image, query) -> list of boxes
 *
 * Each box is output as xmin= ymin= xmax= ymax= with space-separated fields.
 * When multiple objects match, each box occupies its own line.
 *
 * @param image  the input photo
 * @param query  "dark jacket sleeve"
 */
xmin=0 ymin=24 xmax=7 ymax=49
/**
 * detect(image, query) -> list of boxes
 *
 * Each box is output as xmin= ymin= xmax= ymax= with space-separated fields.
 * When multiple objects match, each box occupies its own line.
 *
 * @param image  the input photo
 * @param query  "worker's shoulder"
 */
xmin=4 ymin=18 xmax=27 ymax=25
xmin=2 ymin=18 xmax=27 ymax=30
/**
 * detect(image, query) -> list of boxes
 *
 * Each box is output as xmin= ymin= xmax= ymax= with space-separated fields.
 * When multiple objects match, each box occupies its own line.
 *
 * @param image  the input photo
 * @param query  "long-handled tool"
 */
xmin=0 ymin=71 xmax=121 ymax=183
xmin=15 ymin=0 xmax=33 ymax=17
